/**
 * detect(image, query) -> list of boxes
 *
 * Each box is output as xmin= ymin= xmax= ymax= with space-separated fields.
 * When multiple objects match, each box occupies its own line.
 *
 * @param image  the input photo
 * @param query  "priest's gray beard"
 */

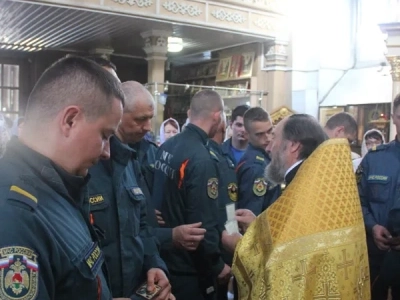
xmin=264 ymin=144 xmax=287 ymax=185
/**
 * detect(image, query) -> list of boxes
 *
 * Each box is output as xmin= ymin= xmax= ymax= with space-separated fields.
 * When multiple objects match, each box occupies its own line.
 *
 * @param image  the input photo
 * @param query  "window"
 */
xmin=0 ymin=64 xmax=19 ymax=121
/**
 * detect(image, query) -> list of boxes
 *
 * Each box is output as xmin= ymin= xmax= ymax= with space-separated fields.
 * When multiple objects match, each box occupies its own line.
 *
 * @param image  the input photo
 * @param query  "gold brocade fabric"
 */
xmin=232 ymin=138 xmax=370 ymax=300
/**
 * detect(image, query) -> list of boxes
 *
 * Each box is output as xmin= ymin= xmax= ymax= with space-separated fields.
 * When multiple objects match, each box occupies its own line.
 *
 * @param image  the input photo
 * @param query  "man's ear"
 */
xmin=59 ymin=106 xmax=82 ymax=137
xmin=289 ymin=140 xmax=301 ymax=154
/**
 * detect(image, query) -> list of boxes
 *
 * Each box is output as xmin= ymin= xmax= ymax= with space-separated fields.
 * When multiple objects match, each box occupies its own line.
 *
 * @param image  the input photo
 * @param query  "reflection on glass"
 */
xmin=3 ymin=65 xmax=19 ymax=87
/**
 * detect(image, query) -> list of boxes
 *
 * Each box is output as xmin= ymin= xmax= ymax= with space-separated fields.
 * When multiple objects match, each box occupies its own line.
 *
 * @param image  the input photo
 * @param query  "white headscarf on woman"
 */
xmin=0 ymin=114 xmax=10 ymax=158
xmin=159 ymin=118 xmax=180 ymax=144
xmin=352 ymin=128 xmax=385 ymax=172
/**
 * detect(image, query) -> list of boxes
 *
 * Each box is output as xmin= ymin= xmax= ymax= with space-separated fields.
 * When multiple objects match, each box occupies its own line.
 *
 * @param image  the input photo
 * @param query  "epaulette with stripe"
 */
xmin=209 ymin=150 xmax=220 ymax=162
xmin=7 ymin=178 xmax=38 ymax=210
xmin=369 ymin=143 xmax=389 ymax=152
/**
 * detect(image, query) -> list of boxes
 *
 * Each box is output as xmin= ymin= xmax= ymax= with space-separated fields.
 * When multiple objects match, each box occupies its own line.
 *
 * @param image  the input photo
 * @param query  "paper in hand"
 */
xmin=225 ymin=203 xmax=239 ymax=234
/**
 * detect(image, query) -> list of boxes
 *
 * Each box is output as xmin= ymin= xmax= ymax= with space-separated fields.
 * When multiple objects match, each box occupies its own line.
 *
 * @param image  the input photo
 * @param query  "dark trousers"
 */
xmin=368 ymin=242 xmax=400 ymax=300
xmin=170 ymin=274 xmax=216 ymax=300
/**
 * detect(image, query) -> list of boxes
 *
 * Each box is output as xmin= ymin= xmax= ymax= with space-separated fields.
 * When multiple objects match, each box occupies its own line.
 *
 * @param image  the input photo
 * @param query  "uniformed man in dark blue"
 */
xmin=208 ymin=114 xmax=237 ymax=300
xmin=221 ymin=105 xmax=250 ymax=165
xmin=0 ymin=57 xmax=124 ymax=299
xmin=358 ymin=94 xmax=400 ymax=300
xmin=87 ymin=81 xmax=173 ymax=299
xmin=236 ymin=107 xmax=278 ymax=215
xmin=152 ymin=90 xmax=231 ymax=300
xmin=120 ymin=81 xmax=206 ymax=253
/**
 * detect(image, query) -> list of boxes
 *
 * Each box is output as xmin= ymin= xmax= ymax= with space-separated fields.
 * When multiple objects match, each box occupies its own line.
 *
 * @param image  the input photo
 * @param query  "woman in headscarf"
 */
xmin=353 ymin=128 xmax=385 ymax=171
xmin=0 ymin=114 xmax=10 ymax=158
xmin=159 ymin=118 xmax=180 ymax=144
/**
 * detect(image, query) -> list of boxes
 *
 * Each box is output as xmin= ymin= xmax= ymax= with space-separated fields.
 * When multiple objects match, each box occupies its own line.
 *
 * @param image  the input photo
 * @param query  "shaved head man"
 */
xmin=152 ymin=90 xmax=231 ymax=300
xmin=119 ymin=81 xmax=155 ymax=144
xmin=0 ymin=56 xmax=124 ymax=299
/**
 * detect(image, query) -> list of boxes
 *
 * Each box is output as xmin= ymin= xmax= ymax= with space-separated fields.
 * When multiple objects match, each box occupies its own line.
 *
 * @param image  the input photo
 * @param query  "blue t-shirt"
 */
xmin=230 ymin=145 xmax=246 ymax=165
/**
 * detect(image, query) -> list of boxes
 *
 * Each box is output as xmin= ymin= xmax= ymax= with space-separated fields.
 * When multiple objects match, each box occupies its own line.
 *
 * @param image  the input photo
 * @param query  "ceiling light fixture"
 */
xmin=0 ymin=42 xmax=43 ymax=52
xmin=168 ymin=37 xmax=183 ymax=53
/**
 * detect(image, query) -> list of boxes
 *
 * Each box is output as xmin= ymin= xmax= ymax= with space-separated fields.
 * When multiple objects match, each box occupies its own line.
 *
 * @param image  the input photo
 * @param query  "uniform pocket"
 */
xmin=367 ymin=175 xmax=391 ymax=203
xmin=126 ymin=186 xmax=145 ymax=235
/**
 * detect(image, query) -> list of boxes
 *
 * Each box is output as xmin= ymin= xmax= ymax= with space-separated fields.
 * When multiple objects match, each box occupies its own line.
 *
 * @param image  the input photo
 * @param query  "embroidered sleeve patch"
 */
xmin=207 ymin=178 xmax=219 ymax=199
xmin=0 ymin=246 xmax=38 ymax=300
xmin=253 ymin=178 xmax=267 ymax=196
xmin=227 ymin=183 xmax=238 ymax=202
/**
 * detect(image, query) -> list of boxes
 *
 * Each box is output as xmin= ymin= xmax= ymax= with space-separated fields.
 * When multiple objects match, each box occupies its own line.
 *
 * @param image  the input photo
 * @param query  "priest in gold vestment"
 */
xmin=232 ymin=114 xmax=370 ymax=299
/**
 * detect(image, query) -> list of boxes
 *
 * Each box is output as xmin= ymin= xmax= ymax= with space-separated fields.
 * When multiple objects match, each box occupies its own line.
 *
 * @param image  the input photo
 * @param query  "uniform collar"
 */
xmin=186 ymin=123 xmax=209 ymax=145
xmin=110 ymin=136 xmax=136 ymax=165
xmin=5 ymin=137 xmax=88 ymax=204
xmin=208 ymin=139 xmax=222 ymax=154
xmin=248 ymin=142 xmax=269 ymax=158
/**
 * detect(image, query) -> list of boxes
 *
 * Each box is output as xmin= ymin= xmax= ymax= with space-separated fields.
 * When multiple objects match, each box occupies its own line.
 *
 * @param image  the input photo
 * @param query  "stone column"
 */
xmin=380 ymin=23 xmax=400 ymax=141
xmin=141 ymin=30 xmax=171 ymax=138
xmin=263 ymin=40 xmax=290 ymax=112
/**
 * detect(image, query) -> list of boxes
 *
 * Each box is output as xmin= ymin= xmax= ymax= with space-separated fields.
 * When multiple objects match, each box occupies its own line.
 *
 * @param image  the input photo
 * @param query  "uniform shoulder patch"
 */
xmin=207 ymin=178 xmax=218 ymax=199
xmin=8 ymin=183 xmax=38 ymax=210
xmin=0 ymin=246 xmax=39 ymax=300
xmin=253 ymin=178 xmax=267 ymax=196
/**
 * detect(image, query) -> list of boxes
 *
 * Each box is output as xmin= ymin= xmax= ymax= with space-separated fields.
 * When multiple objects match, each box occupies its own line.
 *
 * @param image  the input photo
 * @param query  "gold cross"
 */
xmin=337 ymin=249 xmax=354 ymax=280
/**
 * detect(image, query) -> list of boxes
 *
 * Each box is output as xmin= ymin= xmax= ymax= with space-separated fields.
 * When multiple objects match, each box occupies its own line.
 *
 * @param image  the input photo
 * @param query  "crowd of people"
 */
xmin=0 ymin=55 xmax=397 ymax=300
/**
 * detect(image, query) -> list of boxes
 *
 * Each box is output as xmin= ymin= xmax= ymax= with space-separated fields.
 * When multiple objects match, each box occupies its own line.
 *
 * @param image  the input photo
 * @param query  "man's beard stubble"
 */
xmin=264 ymin=149 xmax=287 ymax=185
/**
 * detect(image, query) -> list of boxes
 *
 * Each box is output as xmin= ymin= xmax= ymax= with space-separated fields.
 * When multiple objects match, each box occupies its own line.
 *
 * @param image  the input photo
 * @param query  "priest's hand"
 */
xmin=221 ymin=230 xmax=242 ymax=253
xmin=372 ymin=224 xmax=391 ymax=251
xmin=235 ymin=209 xmax=256 ymax=233
xmin=172 ymin=222 xmax=206 ymax=251
xmin=146 ymin=268 xmax=172 ymax=300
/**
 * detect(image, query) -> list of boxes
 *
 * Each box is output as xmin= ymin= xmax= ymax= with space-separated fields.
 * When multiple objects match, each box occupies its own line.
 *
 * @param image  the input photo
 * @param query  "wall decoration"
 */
xmin=162 ymin=1 xmax=202 ymax=16
xmin=113 ymin=0 xmax=153 ymax=7
xmin=228 ymin=55 xmax=242 ymax=79
xmin=239 ymin=52 xmax=254 ymax=78
xmin=211 ymin=9 xmax=247 ymax=24
xmin=216 ymin=57 xmax=232 ymax=81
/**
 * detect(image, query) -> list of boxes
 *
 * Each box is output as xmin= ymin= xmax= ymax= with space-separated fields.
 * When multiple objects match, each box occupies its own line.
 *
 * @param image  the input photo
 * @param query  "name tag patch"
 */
xmin=0 ymin=246 xmax=39 ymax=300
xmin=131 ymin=187 xmax=144 ymax=196
xmin=367 ymin=175 xmax=389 ymax=181
xmin=89 ymin=195 xmax=104 ymax=205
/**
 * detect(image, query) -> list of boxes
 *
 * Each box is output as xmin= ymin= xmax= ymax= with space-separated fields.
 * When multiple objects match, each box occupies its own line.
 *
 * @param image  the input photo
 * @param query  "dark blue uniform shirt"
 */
xmin=0 ymin=138 xmax=111 ymax=300
xmin=358 ymin=140 xmax=400 ymax=237
xmin=152 ymin=124 xmax=225 ymax=277
xmin=88 ymin=137 xmax=167 ymax=299
xmin=236 ymin=143 xmax=279 ymax=215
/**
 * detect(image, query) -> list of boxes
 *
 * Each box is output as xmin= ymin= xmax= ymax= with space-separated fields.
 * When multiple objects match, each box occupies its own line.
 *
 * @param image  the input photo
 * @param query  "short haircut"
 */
xmin=325 ymin=112 xmax=357 ymax=134
xmin=25 ymin=56 xmax=124 ymax=125
xmin=365 ymin=131 xmax=383 ymax=142
xmin=164 ymin=119 xmax=178 ymax=130
xmin=189 ymin=90 xmax=223 ymax=119
xmin=231 ymin=105 xmax=250 ymax=123
xmin=394 ymin=93 xmax=400 ymax=111
xmin=86 ymin=56 xmax=117 ymax=72
xmin=121 ymin=81 xmax=154 ymax=113
xmin=243 ymin=107 xmax=271 ymax=132
xmin=283 ymin=114 xmax=328 ymax=160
